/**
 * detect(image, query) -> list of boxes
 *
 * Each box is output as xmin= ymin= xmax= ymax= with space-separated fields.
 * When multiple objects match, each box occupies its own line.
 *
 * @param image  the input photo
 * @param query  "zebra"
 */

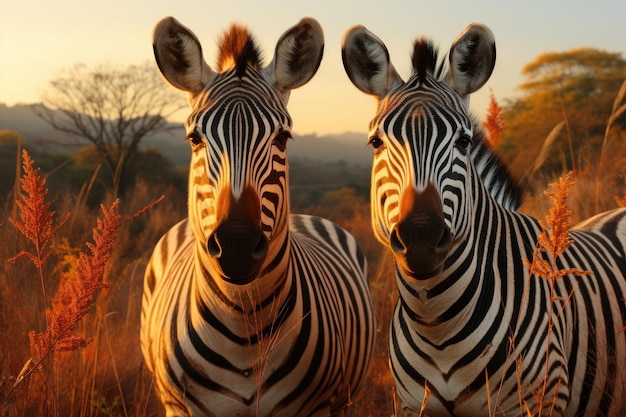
xmin=342 ymin=23 xmax=626 ymax=416
xmin=141 ymin=16 xmax=376 ymax=417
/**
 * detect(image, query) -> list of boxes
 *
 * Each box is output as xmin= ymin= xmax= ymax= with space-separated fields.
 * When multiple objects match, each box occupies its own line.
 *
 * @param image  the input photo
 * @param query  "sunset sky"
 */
xmin=2 ymin=0 xmax=625 ymax=136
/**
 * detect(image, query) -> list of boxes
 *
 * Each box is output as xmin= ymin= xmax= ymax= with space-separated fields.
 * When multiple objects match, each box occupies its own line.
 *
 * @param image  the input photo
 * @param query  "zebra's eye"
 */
xmin=187 ymin=131 xmax=204 ymax=147
xmin=273 ymin=130 xmax=292 ymax=151
xmin=455 ymin=134 xmax=473 ymax=154
xmin=368 ymin=136 xmax=384 ymax=150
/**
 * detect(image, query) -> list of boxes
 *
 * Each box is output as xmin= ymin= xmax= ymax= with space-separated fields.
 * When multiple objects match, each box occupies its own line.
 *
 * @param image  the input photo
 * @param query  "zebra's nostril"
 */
xmin=389 ymin=228 xmax=407 ymax=255
xmin=207 ymin=234 xmax=221 ymax=258
xmin=252 ymin=234 xmax=269 ymax=260
xmin=435 ymin=227 xmax=452 ymax=255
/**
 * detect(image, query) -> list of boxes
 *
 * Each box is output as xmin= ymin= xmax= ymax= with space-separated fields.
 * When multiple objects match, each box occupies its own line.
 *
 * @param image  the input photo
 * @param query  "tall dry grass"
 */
xmin=0 ymin=151 xmax=182 ymax=417
xmin=1 ymin=83 xmax=622 ymax=417
xmin=0 ymin=150 xmax=394 ymax=417
xmin=523 ymin=78 xmax=626 ymax=221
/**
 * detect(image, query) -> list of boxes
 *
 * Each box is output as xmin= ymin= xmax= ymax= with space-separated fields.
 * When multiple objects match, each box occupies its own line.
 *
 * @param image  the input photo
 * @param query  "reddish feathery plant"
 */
xmin=8 ymin=149 xmax=69 ymax=271
xmin=2 ymin=150 xmax=163 ymax=408
xmin=483 ymin=89 xmax=505 ymax=148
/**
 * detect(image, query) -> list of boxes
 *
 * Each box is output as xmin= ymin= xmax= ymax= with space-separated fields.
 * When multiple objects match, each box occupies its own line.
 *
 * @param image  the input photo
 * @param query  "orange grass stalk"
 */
xmin=418 ymin=382 xmax=431 ymax=417
xmin=523 ymin=171 xmax=591 ymax=280
xmin=28 ymin=194 xmax=165 ymax=358
xmin=28 ymin=200 xmax=121 ymax=357
xmin=522 ymin=171 xmax=591 ymax=414
xmin=7 ymin=149 xmax=70 ymax=358
xmin=2 ymin=150 xmax=164 ymax=408
xmin=483 ymin=89 xmax=504 ymax=148
xmin=8 ymin=149 xmax=69 ymax=269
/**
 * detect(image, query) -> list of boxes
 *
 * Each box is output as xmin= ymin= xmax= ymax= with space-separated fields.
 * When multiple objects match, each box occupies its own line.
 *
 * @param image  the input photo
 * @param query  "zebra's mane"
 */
xmin=411 ymin=38 xmax=447 ymax=83
xmin=470 ymin=116 xmax=523 ymax=210
xmin=217 ymin=24 xmax=263 ymax=77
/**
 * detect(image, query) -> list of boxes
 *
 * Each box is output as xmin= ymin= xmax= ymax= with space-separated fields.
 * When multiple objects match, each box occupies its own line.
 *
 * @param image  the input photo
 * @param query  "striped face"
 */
xmin=185 ymin=69 xmax=292 ymax=283
xmin=368 ymin=75 xmax=474 ymax=278
xmin=342 ymin=23 xmax=496 ymax=280
xmin=153 ymin=17 xmax=324 ymax=284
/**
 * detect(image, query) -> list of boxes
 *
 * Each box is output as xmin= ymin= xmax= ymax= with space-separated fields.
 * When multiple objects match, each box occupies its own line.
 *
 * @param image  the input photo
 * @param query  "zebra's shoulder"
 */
xmin=289 ymin=214 xmax=355 ymax=242
xmin=571 ymin=208 xmax=626 ymax=260
xmin=573 ymin=208 xmax=626 ymax=235
xmin=288 ymin=214 xmax=367 ymax=272
xmin=154 ymin=218 xmax=194 ymax=249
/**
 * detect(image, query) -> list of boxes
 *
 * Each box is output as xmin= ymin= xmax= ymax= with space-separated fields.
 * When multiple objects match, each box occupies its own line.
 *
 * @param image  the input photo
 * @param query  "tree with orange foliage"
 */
xmin=496 ymin=48 xmax=626 ymax=183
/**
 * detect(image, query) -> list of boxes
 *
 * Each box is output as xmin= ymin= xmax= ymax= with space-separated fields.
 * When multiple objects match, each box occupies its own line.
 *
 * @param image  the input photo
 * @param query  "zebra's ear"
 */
xmin=152 ymin=16 xmax=215 ymax=95
xmin=341 ymin=25 xmax=403 ymax=98
xmin=264 ymin=17 xmax=324 ymax=93
xmin=447 ymin=24 xmax=496 ymax=99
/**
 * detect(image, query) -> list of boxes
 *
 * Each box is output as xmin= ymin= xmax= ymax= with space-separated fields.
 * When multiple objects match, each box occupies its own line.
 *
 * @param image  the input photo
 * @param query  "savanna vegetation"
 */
xmin=0 ymin=133 xmax=393 ymax=416
xmin=34 ymin=62 xmax=187 ymax=197
xmin=1 ymin=45 xmax=625 ymax=417
xmin=495 ymin=47 xmax=626 ymax=219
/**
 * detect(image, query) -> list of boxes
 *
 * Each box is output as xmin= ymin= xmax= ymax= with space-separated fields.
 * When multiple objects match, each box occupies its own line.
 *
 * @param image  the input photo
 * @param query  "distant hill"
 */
xmin=0 ymin=103 xmax=371 ymax=167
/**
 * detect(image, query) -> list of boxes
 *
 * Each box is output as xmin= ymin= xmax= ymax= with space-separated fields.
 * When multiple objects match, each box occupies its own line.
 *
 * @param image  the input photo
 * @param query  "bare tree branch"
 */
xmin=35 ymin=61 xmax=187 ymax=196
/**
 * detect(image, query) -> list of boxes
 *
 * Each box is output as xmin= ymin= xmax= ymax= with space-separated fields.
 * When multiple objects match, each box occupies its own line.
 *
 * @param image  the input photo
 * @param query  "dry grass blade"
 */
xmin=609 ymin=77 xmax=626 ymax=121
xmin=596 ymin=77 xmax=626 ymax=211
xmin=522 ymin=121 xmax=565 ymax=185
xmin=418 ymin=382 xmax=431 ymax=417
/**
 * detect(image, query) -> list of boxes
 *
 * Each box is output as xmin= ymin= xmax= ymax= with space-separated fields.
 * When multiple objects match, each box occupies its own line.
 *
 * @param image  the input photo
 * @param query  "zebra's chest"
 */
xmin=179 ymin=314 xmax=300 ymax=388
xmin=155 ymin=295 xmax=327 ymax=416
xmin=390 ymin=291 xmax=518 ymax=416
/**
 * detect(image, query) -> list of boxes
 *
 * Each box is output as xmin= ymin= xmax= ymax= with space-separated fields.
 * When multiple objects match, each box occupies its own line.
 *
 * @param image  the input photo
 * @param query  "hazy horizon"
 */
xmin=3 ymin=0 xmax=626 ymax=135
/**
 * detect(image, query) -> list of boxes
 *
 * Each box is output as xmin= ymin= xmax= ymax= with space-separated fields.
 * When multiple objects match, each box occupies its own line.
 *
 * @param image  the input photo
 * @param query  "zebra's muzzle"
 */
xmin=390 ymin=183 xmax=452 ymax=279
xmin=206 ymin=186 xmax=269 ymax=284
xmin=207 ymin=228 xmax=269 ymax=284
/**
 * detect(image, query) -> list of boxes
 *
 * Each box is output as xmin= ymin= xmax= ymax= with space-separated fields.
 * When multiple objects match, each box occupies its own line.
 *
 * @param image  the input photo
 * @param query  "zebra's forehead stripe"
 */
xmin=188 ymin=73 xmax=290 ymax=198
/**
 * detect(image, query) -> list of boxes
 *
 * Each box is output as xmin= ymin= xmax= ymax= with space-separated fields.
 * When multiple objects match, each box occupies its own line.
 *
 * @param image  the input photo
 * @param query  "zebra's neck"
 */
xmin=395 ymin=170 xmax=538 ymax=345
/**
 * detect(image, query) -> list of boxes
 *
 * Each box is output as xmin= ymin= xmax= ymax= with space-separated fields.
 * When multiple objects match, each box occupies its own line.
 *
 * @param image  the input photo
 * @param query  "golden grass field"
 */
xmin=0 ymin=149 xmax=397 ymax=416
xmin=1 ymin=85 xmax=625 ymax=416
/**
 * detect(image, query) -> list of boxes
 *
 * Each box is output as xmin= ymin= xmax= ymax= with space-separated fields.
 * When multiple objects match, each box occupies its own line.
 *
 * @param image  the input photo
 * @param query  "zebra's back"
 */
xmin=141 ymin=215 xmax=376 ymax=416
xmin=563 ymin=208 xmax=626 ymax=416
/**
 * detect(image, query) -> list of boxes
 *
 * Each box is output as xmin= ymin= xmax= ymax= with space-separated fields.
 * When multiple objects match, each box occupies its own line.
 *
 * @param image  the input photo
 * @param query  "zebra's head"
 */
xmin=342 ymin=24 xmax=496 ymax=280
xmin=153 ymin=17 xmax=324 ymax=285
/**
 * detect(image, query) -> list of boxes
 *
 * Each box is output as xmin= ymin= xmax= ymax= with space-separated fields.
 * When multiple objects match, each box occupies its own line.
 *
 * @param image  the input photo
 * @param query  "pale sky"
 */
xmin=2 ymin=0 xmax=625 ymax=136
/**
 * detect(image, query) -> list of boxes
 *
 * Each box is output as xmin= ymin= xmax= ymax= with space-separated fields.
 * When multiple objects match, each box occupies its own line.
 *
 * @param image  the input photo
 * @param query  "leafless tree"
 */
xmin=35 ymin=61 xmax=186 ymax=196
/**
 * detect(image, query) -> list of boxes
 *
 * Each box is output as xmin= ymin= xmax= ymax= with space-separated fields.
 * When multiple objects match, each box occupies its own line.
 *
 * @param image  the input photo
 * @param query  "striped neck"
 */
xmin=394 ymin=169 xmax=509 ymax=340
